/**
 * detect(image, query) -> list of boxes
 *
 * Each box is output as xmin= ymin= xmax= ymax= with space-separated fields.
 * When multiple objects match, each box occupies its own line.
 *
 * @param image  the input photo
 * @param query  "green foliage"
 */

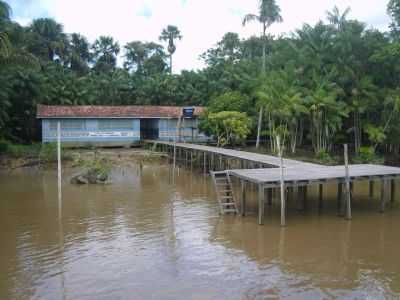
xmin=39 ymin=142 xmax=58 ymax=162
xmin=315 ymin=149 xmax=336 ymax=165
xmin=0 ymin=142 xmax=41 ymax=158
xmin=353 ymin=146 xmax=384 ymax=164
xmin=74 ymin=155 xmax=112 ymax=180
xmin=208 ymin=91 xmax=251 ymax=113
xmin=1 ymin=2 xmax=400 ymax=161
xmin=200 ymin=111 xmax=252 ymax=147
xmin=0 ymin=139 xmax=9 ymax=153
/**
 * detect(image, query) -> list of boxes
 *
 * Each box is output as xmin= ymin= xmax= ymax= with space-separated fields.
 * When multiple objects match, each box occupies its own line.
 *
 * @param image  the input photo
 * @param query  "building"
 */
xmin=37 ymin=105 xmax=208 ymax=146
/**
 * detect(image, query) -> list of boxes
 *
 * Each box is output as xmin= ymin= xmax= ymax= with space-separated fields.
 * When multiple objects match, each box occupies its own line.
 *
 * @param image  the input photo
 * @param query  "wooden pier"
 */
xmin=149 ymin=140 xmax=400 ymax=226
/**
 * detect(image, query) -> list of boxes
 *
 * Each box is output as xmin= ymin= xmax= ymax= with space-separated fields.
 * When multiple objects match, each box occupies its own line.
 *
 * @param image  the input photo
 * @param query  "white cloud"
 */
xmin=10 ymin=0 xmax=391 ymax=73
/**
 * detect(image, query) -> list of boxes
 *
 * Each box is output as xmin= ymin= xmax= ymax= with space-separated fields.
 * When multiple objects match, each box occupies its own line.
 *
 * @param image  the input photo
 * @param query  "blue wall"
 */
xmin=41 ymin=117 xmax=209 ymax=144
xmin=158 ymin=119 xmax=209 ymax=142
xmin=42 ymin=118 xmax=140 ymax=143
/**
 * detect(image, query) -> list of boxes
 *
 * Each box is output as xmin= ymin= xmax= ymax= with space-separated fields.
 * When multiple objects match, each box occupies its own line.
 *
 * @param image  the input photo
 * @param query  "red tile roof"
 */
xmin=37 ymin=105 xmax=204 ymax=118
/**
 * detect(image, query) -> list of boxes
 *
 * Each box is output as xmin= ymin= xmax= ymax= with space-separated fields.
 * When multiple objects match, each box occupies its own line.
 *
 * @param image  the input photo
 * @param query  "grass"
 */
xmin=0 ymin=140 xmax=71 ymax=162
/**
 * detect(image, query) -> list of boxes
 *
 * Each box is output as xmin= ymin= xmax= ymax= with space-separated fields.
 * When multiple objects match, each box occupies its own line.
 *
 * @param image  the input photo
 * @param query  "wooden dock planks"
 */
xmin=228 ymin=165 xmax=400 ymax=187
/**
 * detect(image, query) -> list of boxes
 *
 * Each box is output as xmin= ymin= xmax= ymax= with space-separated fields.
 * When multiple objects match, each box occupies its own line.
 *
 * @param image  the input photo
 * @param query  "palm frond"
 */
xmin=242 ymin=14 xmax=259 ymax=26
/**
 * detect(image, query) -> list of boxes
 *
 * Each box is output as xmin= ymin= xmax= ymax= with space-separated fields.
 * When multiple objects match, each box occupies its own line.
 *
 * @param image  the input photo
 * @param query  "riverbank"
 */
xmin=0 ymin=144 xmax=169 ymax=170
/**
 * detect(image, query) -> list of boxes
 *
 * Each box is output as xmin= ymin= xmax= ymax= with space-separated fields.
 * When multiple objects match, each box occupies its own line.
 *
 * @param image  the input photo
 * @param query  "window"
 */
xmin=98 ymin=119 xmax=133 ymax=130
xmin=49 ymin=120 xmax=85 ymax=130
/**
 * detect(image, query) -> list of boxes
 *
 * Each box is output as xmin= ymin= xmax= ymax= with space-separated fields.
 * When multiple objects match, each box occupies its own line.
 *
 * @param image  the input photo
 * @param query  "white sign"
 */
xmin=88 ymin=131 xmax=135 ymax=137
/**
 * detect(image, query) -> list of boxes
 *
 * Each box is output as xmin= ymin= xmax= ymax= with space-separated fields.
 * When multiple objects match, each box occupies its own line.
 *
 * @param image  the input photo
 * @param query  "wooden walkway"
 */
xmin=151 ymin=140 xmax=321 ymax=168
xmin=148 ymin=140 xmax=400 ymax=226
xmin=229 ymin=164 xmax=400 ymax=186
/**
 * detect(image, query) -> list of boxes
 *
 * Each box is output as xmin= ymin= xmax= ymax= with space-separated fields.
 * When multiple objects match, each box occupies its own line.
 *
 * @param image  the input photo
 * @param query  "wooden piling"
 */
xmin=337 ymin=182 xmax=343 ymax=216
xmin=266 ymin=188 xmax=272 ymax=206
xmin=369 ymin=180 xmax=374 ymax=200
xmin=318 ymin=184 xmax=323 ymax=212
xmin=240 ymin=180 xmax=246 ymax=216
xmin=344 ymin=144 xmax=352 ymax=220
xmin=203 ymin=152 xmax=207 ymax=175
xmin=380 ymin=179 xmax=387 ymax=213
xmin=391 ymin=179 xmax=395 ymax=204
xmin=258 ymin=184 xmax=265 ymax=225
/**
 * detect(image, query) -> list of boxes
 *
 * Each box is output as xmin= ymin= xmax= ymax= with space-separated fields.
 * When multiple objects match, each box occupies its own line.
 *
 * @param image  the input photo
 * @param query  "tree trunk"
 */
xmin=256 ymin=107 xmax=263 ymax=149
xmin=354 ymin=111 xmax=361 ymax=155
xmin=262 ymin=24 xmax=266 ymax=74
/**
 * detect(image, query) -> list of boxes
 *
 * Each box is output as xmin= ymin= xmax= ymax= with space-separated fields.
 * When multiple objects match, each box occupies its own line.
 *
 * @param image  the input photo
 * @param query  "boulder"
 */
xmin=70 ymin=173 xmax=89 ymax=184
xmin=70 ymin=170 xmax=108 ymax=184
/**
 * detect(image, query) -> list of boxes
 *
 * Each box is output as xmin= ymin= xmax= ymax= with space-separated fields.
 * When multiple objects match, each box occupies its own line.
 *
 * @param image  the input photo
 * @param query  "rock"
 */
xmin=70 ymin=173 xmax=89 ymax=184
xmin=97 ymin=173 xmax=108 ymax=182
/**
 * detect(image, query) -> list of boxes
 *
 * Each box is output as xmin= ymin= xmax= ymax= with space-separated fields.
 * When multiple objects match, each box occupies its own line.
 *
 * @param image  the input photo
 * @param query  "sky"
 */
xmin=7 ymin=0 xmax=392 ymax=73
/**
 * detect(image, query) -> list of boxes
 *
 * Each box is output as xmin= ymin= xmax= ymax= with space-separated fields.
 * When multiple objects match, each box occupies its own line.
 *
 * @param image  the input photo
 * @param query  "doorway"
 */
xmin=140 ymin=119 xmax=159 ymax=140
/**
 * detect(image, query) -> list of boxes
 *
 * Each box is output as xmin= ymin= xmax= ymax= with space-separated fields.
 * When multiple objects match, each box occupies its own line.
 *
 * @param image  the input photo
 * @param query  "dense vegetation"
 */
xmin=1 ymin=0 xmax=400 ymax=161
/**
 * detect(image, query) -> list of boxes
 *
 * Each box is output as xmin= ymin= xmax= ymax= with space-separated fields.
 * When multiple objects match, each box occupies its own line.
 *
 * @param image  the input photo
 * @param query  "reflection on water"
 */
xmin=1 ymin=162 xmax=400 ymax=300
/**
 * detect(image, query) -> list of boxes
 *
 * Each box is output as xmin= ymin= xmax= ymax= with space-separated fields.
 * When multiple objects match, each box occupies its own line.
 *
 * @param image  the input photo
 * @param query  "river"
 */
xmin=1 ymin=161 xmax=400 ymax=299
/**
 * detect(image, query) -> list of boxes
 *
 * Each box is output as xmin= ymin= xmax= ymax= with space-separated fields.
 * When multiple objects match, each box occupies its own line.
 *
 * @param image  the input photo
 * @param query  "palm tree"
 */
xmin=243 ymin=0 xmax=282 ymax=149
xmin=29 ymin=18 xmax=66 ymax=61
xmin=69 ymin=33 xmax=90 ymax=74
xmin=159 ymin=25 xmax=182 ymax=73
xmin=326 ymin=6 xmax=351 ymax=30
xmin=0 ymin=0 xmax=11 ymax=23
xmin=92 ymin=36 xmax=120 ymax=73
xmin=243 ymin=0 xmax=283 ymax=73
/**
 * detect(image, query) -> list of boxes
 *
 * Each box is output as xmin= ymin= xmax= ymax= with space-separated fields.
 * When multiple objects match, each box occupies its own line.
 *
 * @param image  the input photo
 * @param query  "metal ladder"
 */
xmin=210 ymin=171 xmax=239 ymax=215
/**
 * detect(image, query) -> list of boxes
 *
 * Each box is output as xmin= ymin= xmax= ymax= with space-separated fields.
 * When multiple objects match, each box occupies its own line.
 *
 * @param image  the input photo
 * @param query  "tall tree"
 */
xmin=388 ymin=0 xmax=400 ymax=34
xmin=243 ymin=0 xmax=283 ymax=149
xmin=69 ymin=33 xmax=90 ymax=74
xmin=242 ymin=0 xmax=283 ymax=74
xmin=29 ymin=18 xmax=66 ymax=62
xmin=0 ymin=0 xmax=11 ymax=24
xmin=124 ymin=41 xmax=165 ymax=74
xmin=326 ymin=6 xmax=351 ymax=30
xmin=92 ymin=36 xmax=120 ymax=73
xmin=159 ymin=25 xmax=182 ymax=73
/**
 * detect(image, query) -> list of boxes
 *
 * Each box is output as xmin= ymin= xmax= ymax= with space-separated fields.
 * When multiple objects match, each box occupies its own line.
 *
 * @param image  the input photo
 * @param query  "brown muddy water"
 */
xmin=1 ymin=161 xmax=400 ymax=300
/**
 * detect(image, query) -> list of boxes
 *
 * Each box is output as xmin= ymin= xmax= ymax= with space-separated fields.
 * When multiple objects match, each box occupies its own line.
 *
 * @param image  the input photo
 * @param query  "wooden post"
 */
xmin=57 ymin=121 xmax=62 ymax=202
xmin=203 ymin=152 xmax=206 ymax=175
xmin=267 ymin=188 xmax=273 ymax=206
xmin=318 ymin=184 xmax=323 ymax=212
xmin=303 ymin=186 xmax=308 ymax=210
xmin=380 ymin=179 xmax=387 ymax=213
xmin=277 ymin=136 xmax=286 ymax=227
xmin=391 ymin=179 xmax=395 ymax=204
xmin=240 ymin=180 xmax=246 ymax=216
xmin=369 ymin=180 xmax=374 ymax=200
xmin=337 ymin=182 xmax=343 ymax=216
xmin=258 ymin=184 xmax=265 ymax=225
xmin=344 ymin=144 xmax=352 ymax=220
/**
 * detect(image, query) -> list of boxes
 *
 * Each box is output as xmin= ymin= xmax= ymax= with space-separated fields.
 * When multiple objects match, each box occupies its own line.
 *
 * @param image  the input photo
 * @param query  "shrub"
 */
xmin=74 ymin=155 xmax=112 ymax=180
xmin=0 ymin=140 xmax=10 ymax=154
xmin=315 ymin=149 xmax=336 ymax=165
xmin=353 ymin=146 xmax=384 ymax=164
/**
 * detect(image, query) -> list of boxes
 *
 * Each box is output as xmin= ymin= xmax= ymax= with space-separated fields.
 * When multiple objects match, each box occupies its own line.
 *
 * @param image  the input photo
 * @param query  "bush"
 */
xmin=353 ymin=146 xmax=384 ymax=164
xmin=0 ymin=140 xmax=10 ymax=154
xmin=315 ymin=149 xmax=336 ymax=165
xmin=39 ymin=142 xmax=71 ymax=162
xmin=73 ymin=155 xmax=112 ymax=180
xmin=39 ymin=143 xmax=57 ymax=162
xmin=7 ymin=143 xmax=41 ymax=158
